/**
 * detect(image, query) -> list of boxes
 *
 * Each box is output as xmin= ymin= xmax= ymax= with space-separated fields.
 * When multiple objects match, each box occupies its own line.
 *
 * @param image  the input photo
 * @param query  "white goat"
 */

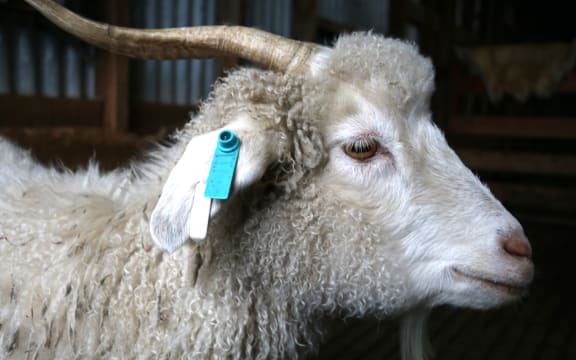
xmin=0 ymin=1 xmax=534 ymax=359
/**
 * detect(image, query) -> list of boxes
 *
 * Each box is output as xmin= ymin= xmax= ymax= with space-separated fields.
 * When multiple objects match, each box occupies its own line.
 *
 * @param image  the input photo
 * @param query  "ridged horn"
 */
xmin=24 ymin=0 xmax=322 ymax=74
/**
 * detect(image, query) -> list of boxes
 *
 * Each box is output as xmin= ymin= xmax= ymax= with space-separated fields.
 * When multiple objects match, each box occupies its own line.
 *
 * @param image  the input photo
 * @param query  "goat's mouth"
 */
xmin=451 ymin=267 xmax=528 ymax=297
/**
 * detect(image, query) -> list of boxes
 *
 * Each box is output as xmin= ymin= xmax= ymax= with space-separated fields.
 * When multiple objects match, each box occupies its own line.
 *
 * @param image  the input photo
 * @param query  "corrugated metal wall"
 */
xmin=0 ymin=0 xmax=96 ymax=99
xmin=0 ymin=30 xmax=6 ymax=94
xmin=0 ymin=0 xmax=219 ymax=105
xmin=130 ymin=0 xmax=293 ymax=105
xmin=0 ymin=0 xmax=295 ymax=105
xmin=1 ymin=0 xmax=390 ymax=104
xmin=130 ymin=0 xmax=217 ymax=105
xmin=245 ymin=0 xmax=292 ymax=37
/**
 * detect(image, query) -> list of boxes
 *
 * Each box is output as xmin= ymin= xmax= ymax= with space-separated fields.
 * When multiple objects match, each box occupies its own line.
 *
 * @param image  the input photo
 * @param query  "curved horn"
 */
xmin=24 ymin=0 xmax=322 ymax=74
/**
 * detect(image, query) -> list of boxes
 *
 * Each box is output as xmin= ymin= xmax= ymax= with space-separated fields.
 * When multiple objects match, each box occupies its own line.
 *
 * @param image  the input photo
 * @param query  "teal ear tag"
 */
xmin=204 ymin=130 xmax=240 ymax=200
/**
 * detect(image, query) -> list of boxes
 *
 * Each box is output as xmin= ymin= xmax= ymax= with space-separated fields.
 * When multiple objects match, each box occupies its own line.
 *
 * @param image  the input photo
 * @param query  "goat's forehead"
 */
xmin=321 ymin=88 xmax=418 ymax=147
xmin=324 ymin=76 xmax=433 ymax=121
xmin=325 ymin=33 xmax=435 ymax=93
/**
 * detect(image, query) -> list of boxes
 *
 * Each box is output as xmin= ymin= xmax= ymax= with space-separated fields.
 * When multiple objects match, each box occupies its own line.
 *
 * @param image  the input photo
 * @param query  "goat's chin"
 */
xmin=438 ymin=267 xmax=531 ymax=309
xmin=444 ymin=288 xmax=522 ymax=310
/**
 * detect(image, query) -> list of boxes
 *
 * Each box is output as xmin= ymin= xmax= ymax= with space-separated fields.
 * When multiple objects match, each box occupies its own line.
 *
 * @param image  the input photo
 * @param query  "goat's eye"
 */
xmin=343 ymin=138 xmax=379 ymax=160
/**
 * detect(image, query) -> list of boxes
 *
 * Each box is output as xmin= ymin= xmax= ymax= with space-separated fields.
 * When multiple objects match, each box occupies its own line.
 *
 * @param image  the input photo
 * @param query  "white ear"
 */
xmin=150 ymin=116 xmax=278 ymax=253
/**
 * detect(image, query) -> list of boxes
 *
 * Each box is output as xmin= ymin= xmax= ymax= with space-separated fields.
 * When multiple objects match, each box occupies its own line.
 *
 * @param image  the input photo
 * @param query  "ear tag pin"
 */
xmin=204 ymin=130 xmax=240 ymax=200
xmin=189 ymin=130 xmax=240 ymax=242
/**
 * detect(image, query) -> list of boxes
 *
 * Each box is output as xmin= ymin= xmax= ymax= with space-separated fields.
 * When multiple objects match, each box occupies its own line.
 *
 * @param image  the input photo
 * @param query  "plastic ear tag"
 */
xmin=188 ymin=182 xmax=211 ymax=241
xmin=204 ymin=130 xmax=240 ymax=200
xmin=188 ymin=130 xmax=240 ymax=242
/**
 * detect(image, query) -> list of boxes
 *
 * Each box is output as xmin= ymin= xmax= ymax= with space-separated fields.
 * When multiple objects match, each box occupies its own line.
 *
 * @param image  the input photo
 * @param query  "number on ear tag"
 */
xmin=204 ymin=130 xmax=240 ymax=200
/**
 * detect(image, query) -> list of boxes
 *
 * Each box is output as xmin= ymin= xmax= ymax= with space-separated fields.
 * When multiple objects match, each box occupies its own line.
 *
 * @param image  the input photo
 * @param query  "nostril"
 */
xmin=502 ymin=234 xmax=532 ymax=259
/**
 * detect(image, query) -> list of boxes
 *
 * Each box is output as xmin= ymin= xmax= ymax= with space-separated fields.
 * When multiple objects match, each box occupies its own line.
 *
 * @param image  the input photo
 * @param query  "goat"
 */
xmin=0 ymin=1 xmax=534 ymax=359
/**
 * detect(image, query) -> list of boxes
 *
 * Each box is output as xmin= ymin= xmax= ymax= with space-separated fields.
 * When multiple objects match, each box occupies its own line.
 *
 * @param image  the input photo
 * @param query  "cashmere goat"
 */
xmin=0 ymin=1 xmax=534 ymax=359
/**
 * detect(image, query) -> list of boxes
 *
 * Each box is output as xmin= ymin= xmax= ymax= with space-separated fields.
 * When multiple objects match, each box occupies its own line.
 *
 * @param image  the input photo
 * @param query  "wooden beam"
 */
xmin=130 ymin=103 xmax=198 ymax=134
xmin=488 ymin=181 xmax=576 ymax=214
xmin=448 ymin=115 xmax=576 ymax=139
xmin=457 ymin=149 xmax=576 ymax=176
xmin=514 ymin=211 xmax=576 ymax=229
xmin=0 ymin=95 xmax=101 ymax=127
xmin=454 ymin=71 xmax=576 ymax=95
xmin=95 ymin=0 xmax=129 ymax=132
xmin=0 ymin=127 xmax=159 ymax=171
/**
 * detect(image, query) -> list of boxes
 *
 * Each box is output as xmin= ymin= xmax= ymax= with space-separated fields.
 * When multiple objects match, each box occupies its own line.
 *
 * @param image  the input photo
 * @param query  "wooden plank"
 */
xmin=488 ymin=182 xmax=576 ymax=214
xmin=454 ymin=70 xmax=576 ymax=95
xmin=0 ymin=127 xmax=160 ymax=171
xmin=0 ymin=95 xmax=102 ymax=127
xmin=448 ymin=115 xmax=576 ymax=139
xmin=457 ymin=149 xmax=576 ymax=176
xmin=95 ymin=0 xmax=129 ymax=131
xmin=130 ymin=103 xmax=198 ymax=134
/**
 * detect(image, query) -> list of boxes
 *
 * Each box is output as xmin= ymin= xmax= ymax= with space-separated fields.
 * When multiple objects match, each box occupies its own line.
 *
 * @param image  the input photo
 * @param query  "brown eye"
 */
xmin=343 ymin=138 xmax=379 ymax=160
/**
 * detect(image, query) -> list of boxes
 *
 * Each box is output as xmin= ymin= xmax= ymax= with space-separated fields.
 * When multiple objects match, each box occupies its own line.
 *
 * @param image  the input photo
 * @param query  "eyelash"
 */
xmin=342 ymin=137 xmax=380 ymax=161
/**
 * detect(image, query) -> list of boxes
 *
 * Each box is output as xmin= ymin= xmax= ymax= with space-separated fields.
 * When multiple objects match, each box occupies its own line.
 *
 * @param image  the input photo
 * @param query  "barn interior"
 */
xmin=1 ymin=0 xmax=574 ymax=358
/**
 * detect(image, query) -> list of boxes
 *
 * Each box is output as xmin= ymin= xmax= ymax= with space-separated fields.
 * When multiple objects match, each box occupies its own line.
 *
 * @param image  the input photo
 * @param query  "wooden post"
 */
xmin=293 ymin=0 xmax=318 ymax=42
xmin=216 ymin=0 xmax=244 ymax=74
xmin=388 ymin=0 xmax=407 ymax=38
xmin=95 ymin=0 xmax=129 ymax=132
xmin=433 ymin=0 xmax=456 ymax=129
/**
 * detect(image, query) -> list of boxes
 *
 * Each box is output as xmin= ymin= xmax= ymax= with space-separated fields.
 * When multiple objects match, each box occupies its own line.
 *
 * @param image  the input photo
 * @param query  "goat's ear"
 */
xmin=150 ymin=116 xmax=280 ymax=253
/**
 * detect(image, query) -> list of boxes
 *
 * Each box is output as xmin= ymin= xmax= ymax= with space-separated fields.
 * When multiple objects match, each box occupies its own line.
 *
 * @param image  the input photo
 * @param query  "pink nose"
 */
xmin=501 ymin=233 xmax=532 ymax=259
